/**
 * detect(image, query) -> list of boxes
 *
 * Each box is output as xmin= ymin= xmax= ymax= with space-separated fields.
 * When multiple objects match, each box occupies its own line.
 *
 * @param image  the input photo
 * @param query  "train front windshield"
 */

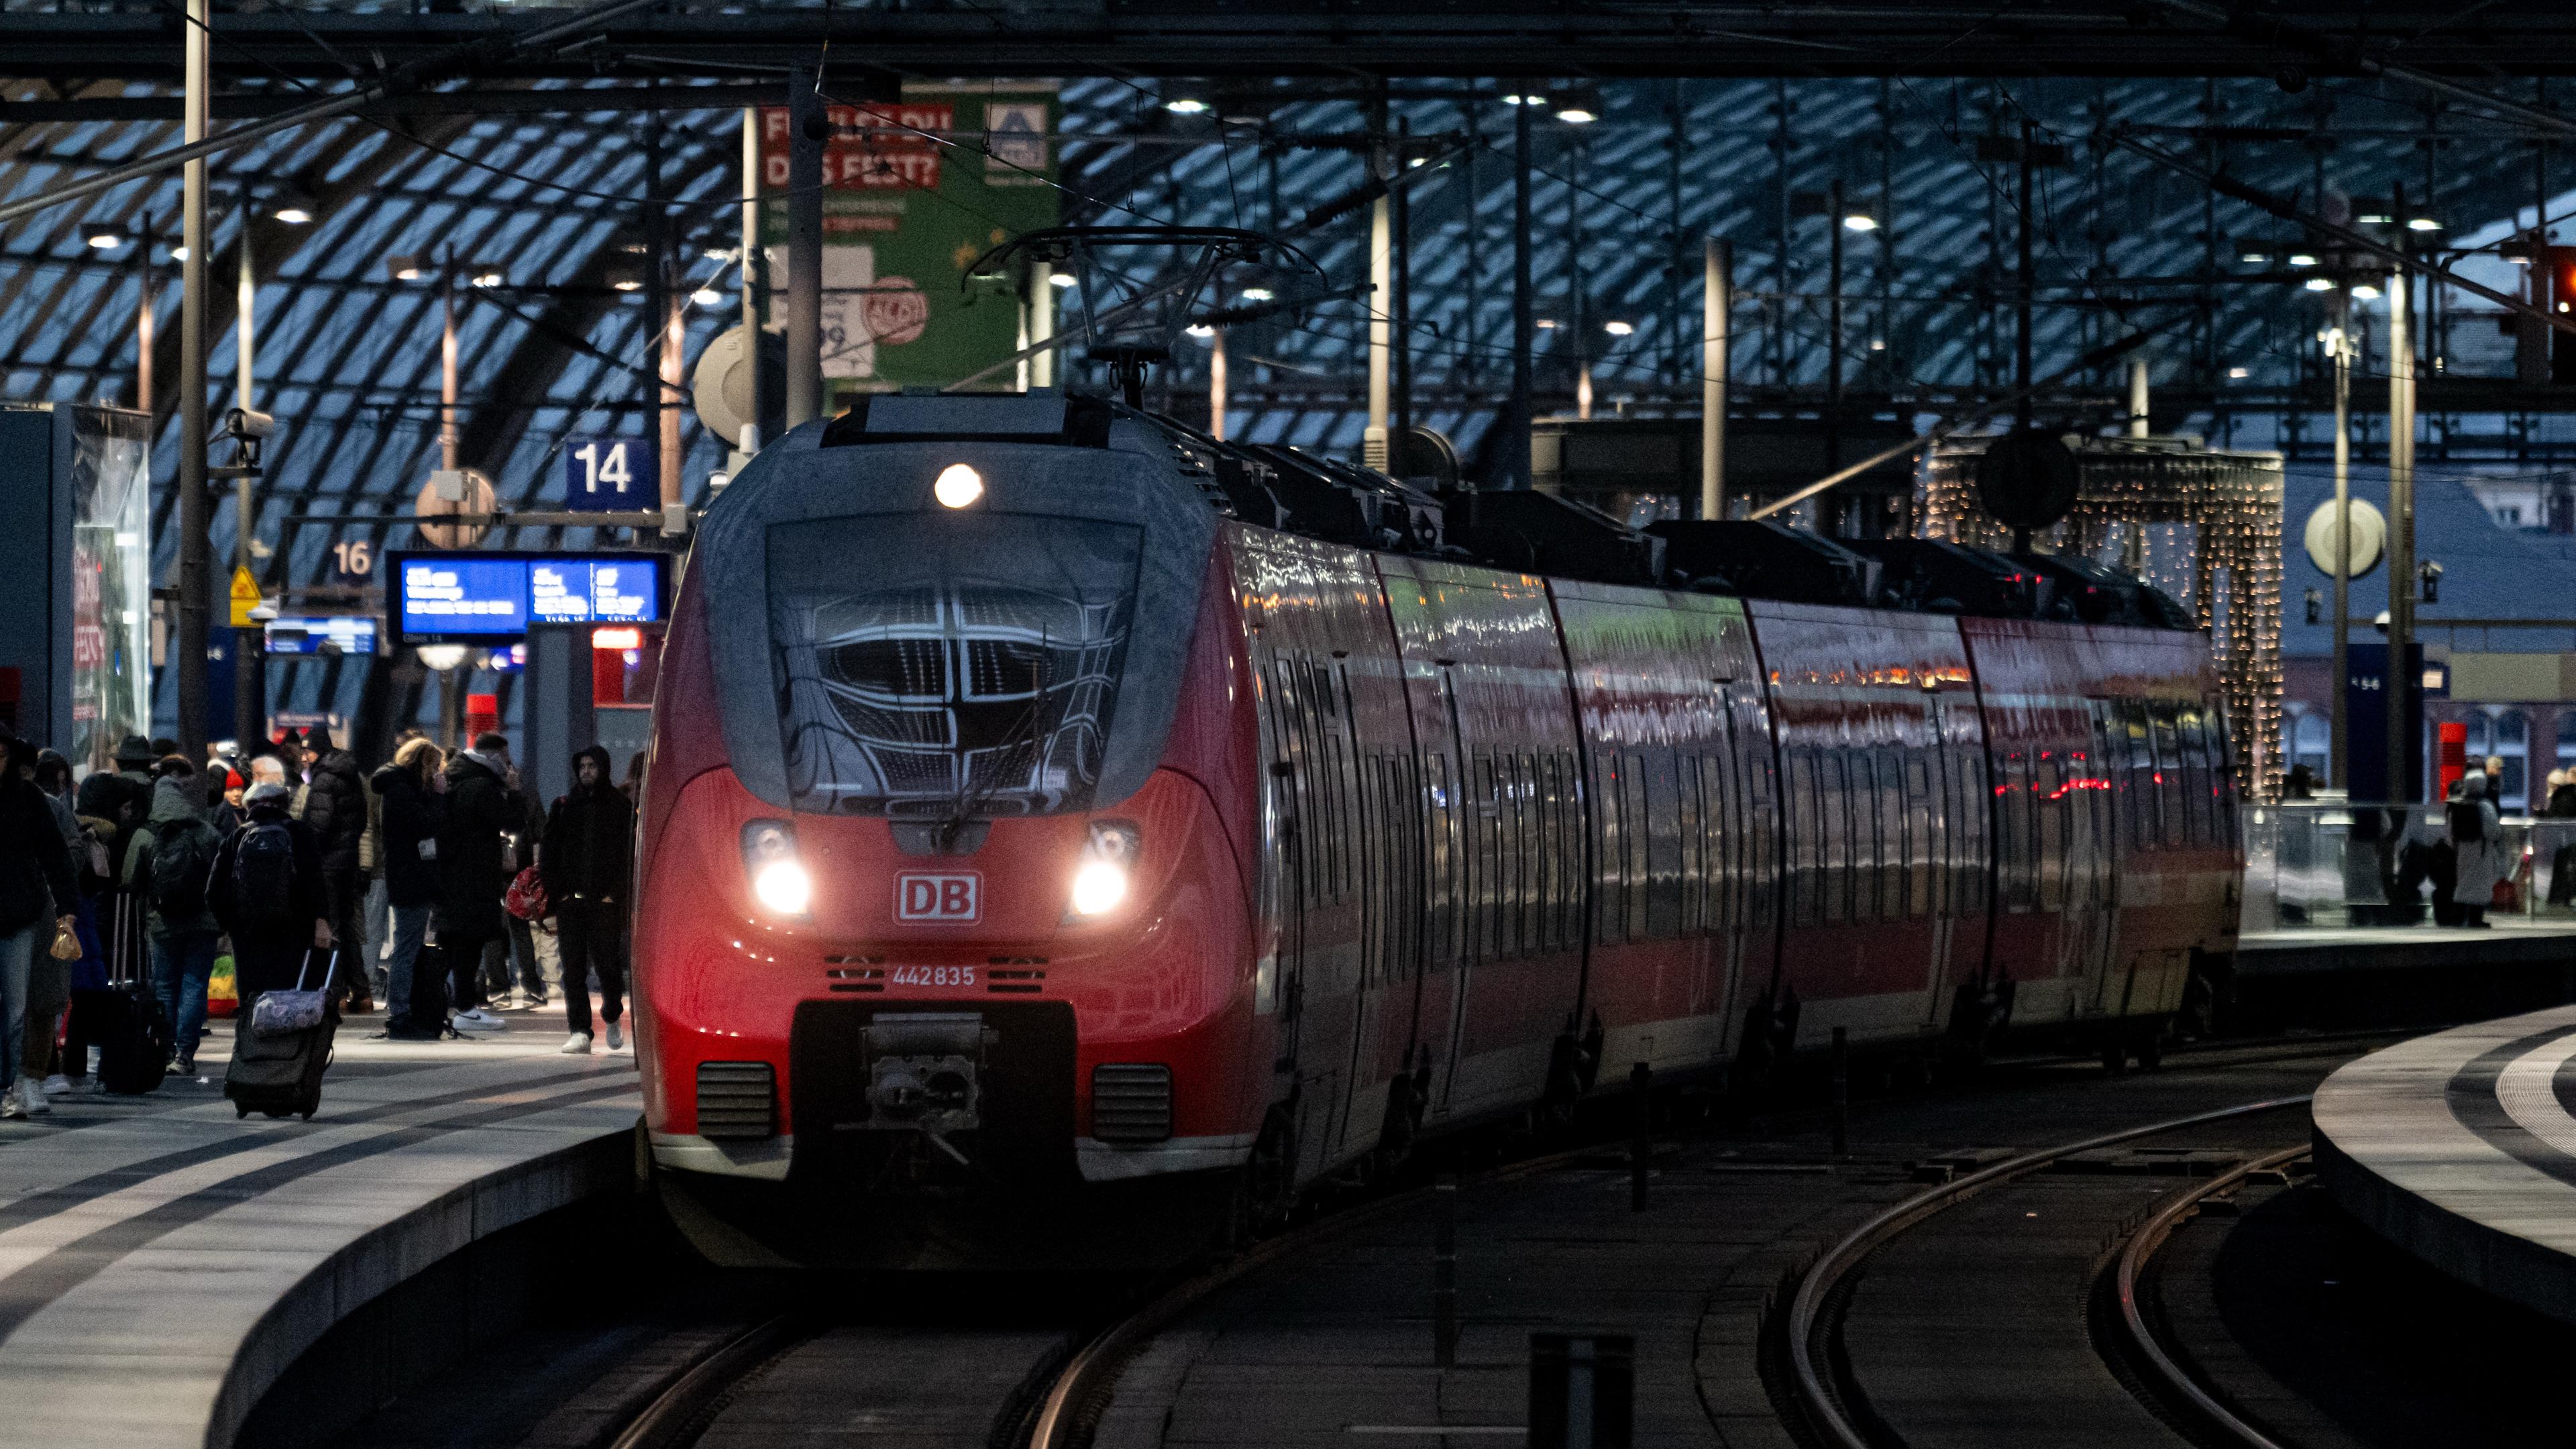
xmin=766 ymin=513 xmax=1144 ymax=818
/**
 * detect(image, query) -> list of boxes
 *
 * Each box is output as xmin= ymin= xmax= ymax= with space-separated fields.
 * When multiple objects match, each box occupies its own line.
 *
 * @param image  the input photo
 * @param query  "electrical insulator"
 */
xmin=2420 ymin=560 xmax=2443 ymax=605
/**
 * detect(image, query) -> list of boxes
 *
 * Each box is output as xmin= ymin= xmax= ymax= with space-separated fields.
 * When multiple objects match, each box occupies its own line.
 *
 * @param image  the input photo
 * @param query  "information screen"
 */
xmin=390 ymin=551 xmax=666 ymax=642
xmin=264 ymin=616 xmax=378 ymax=655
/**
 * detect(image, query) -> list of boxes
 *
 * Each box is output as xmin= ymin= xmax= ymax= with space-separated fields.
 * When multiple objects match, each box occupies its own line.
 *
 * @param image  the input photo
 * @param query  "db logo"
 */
xmin=895 ymin=872 xmax=981 ymax=922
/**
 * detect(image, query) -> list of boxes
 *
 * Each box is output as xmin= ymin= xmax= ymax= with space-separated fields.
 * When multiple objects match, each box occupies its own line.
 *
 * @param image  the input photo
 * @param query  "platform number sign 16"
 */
xmin=563 ymin=436 xmax=642 ymax=512
xmin=328 ymin=539 xmax=373 ymax=586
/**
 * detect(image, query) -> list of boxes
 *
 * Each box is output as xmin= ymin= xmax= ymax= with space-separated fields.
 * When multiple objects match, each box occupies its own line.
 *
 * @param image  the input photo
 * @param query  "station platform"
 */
xmin=2315 ymin=1002 xmax=2576 ymax=1326
xmin=2237 ymin=916 xmax=2576 ymax=976
xmin=0 ymin=1014 xmax=640 ymax=1449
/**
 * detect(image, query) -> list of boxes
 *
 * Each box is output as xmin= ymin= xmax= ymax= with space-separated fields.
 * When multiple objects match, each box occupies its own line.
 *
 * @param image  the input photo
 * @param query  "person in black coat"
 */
xmin=542 ymin=745 xmax=634 ymax=1053
xmin=299 ymin=747 xmax=371 ymax=1012
xmin=371 ymin=740 xmax=447 ymax=1038
xmin=206 ymin=781 xmax=332 ymax=1017
xmin=435 ymin=734 xmax=518 ymax=1031
xmin=0 ymin=733 xmax=78 ymax=1121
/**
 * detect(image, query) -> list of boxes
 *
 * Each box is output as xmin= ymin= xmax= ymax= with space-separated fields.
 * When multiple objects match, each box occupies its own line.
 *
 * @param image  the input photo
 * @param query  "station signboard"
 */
xmin=388 ymin=551 xmax=667 ymax=643
xmin=562 ymin=435 xmax=649 ymax=511
xmin=264 ymin=616 xmax=378 ymax=656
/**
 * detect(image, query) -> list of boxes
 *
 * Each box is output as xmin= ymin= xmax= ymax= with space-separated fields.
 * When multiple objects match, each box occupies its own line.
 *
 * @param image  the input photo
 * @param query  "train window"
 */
xmin=1875 ymin=745 xmax=1905 ymax=922
xmin=1785 ymin=749 xmax=1817 ymax=928
xmin=2149 ymin=704 xmax=2185 ymax=849
xmin=2175 ymin=708 xmax=2212 ymax=847
xmin=1846 ymin=751 xmax=1880 ymax=924
xmin=1819 ymin=750 xmax=1850 ymax=926
xmin=1508 ymin=753 xmax=1535 ymax=958
xmin=1534 ymin=754 xmax=1559 ymax=955
xmin=1677 ymin=755 xmax=1703 ymax=937
xmin=1550 ymin=752 xmax=1580 ymax=953
xmin=1738 ymin=698 xmax=1778 ymax=939
xmin=2205 ymin=700 xmax=2241 ymax=851
xmin=1904 ymin=752 xmax=1935 ymax=919
xmin=1424 ymin=751 xmax=1460 ymax=972
xmin=1591 ymin=752 xmax=1619 ymax=945
xmin=1479 ymin=753 xmax=1504 ymax=961
xmin=2035 ymin=753 xmax=2067 ymax=912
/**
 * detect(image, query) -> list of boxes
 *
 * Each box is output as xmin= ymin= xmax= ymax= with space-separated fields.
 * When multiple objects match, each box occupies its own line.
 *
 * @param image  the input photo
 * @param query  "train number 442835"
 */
xmin=889 ymin=964 xmax=977 ymax=987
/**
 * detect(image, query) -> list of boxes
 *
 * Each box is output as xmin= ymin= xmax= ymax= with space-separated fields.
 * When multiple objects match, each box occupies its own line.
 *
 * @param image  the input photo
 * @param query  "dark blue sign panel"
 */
xmin=2345 ymin=642 xmax=2448 ymax=804
xmin=264 ymin=616 xmax=378 ymax=655
xmin=562 ymin=436 xmax=647 ymax=512
xmin=389 ymin=551 xmax=665 ymax=643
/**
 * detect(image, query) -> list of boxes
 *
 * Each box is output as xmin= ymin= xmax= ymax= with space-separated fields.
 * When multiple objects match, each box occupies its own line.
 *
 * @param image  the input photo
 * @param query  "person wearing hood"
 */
xmin=207 ymin=780 xmax=332 ymax=1014
xmin=542 ymin=745 xmax=633 ymax=1055
xmin=0 ymin=734 xmax=78 ymax=1121
xmin=2449 ymin=770 xmax=2507 ymax=928
xmin=433 ymin=733 xmax=517 ymax=1032
xmin=297 ymin=744 xmax=372 ymax=1014
xmin=76 ymin=735 xmax=154 ymax=841
xmin=372 ymin=739 xmax=447 ymax=1038
xmin=125 ymin=764 xmax=225 ymax=1074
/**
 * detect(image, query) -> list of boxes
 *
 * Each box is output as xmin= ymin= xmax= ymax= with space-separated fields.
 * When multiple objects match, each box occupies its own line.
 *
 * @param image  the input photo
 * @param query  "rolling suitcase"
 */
xmin=225 ymin=950 xmax=340 ymax=1121
xmin=95 ymin=890 xmax=170 ymax=1095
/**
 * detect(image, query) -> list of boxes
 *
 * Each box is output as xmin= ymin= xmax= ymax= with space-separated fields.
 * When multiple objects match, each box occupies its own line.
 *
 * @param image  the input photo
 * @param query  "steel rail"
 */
xmin=604 ymin=1313 xmax=818 ymax=1449
xmin=1784 ymin=1094 xmax=2314 ymax=1449
xmin=2113 ymin=1140 xmax=2309 ymax=1449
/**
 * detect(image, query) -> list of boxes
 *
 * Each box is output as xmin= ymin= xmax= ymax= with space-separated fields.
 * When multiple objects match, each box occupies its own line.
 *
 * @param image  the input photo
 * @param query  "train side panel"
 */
xmin=1746 ymin=602 xmax=1991 ymax=1051
xmin=1549 ymin=579 xmax=1770 ymax=1083
xmin=1378 ymin=556 xmax=1587 ymax=1129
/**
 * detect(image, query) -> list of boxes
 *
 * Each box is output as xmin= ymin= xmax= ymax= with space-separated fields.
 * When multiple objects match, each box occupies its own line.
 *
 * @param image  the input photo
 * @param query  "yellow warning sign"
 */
xmin=227 ymin=566 xmax=263 ymax=628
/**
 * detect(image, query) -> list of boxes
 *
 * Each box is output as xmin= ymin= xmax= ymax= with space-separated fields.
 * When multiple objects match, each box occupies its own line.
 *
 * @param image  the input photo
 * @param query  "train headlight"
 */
xmin=934 ymin=464 xmax=984 ymax=509
xmin=741 ymin=819 xmax=811 ymax=917
xmin=1069 ymin=820 xmax=1141 ymax=918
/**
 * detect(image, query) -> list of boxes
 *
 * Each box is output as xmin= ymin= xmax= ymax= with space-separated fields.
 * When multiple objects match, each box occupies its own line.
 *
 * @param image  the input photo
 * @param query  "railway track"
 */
xmin=1781 ymin=1095 xmax=2314 ymax=1449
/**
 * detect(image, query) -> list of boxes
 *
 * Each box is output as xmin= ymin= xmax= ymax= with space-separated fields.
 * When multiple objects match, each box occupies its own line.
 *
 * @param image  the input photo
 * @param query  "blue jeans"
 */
xmin=0 ymin=919 xmax=38 ymax=1089
xmin=361 ymin=875 xmax=390 ymax=995
xmin=385 ymin=904 xmax=431 ymax=1024
xmin=150 ymin=928 xmax=221 ymax=1059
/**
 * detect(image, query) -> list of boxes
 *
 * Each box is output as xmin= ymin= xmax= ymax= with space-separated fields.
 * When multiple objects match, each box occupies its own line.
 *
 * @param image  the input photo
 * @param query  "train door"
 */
xmin=1915 ymin=698 xmax=1955 ymax=1030
xmin=1253 ymin=650 xmax=1318 ymax=1165
xmin=1430 ymin=664 xmax=1477 ymax=1114
xmin=2067 ymin=700 xmax=2123 ymax=1015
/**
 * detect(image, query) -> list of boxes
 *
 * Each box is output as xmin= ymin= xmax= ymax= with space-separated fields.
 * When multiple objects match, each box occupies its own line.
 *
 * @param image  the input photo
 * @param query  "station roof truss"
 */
xmin=7 ymin=44 xmax=2576 ymax=724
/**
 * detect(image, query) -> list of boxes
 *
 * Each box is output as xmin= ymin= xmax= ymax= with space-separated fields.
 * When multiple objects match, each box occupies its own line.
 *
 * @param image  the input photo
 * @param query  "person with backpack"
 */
xmin=435 ymin=735 xmax=517 ymax=1034
xmin=297 ymin=743 xmax=372 ymax=1014
xmin=0 ymin=733 xmax=78 ymax=1121
xmin=2451 ymin=770 xmax=2506 ymax=929
xmin=542 ymin=745 xmax=633 ymax=1055
xmin=126 ymin=767 xmax=225 ymax=1075
xmin=207 ymin=780 xmax=331 ymax=1016
xmin=372 ymin=739 xmax=447 ymax=1040
xmin=15 ymin=751 xmax=98 ymax=1112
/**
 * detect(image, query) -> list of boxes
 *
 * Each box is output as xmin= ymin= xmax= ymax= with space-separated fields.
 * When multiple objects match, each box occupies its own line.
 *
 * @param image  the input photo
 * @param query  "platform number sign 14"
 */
xmin=563 ymin=436 xmax=642 ymax=512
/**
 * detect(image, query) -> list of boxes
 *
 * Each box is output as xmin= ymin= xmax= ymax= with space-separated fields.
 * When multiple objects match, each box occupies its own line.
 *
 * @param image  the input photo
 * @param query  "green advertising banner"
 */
xmin=760 ymin=82 xmax=1061 ymax=398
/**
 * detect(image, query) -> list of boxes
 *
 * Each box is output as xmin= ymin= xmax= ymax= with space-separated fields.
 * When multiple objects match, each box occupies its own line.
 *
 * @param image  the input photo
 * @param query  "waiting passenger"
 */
xmin=2449 ymin=773 xmax=2505 ymax=930
xmin=434 ymin=734 xmax=518 ymax=1034
xmin=0 ymin=733 xmax=80 ymax=1121
xmin=543 ymin=745 xmax=633 ymax=1055
xmin=372 ymin=740 xmax=445 ymax=1040
xmin=207 ymin=781 xmax=332 ymax=1016
xmin=2550 ymin=769 xmax=2576 ymax=819
xmin=126 ymin=767 xmax=224 ymax=1075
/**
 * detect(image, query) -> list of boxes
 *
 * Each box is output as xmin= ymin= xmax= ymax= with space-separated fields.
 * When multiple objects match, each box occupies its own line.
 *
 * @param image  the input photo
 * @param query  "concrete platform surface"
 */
xmin=0 ymin=1012 xmax=640 ymax=1449
xmin=2315 ymin=1002 xmax=2576 ymax=1327
xmin=2238 ymin=917 xmax=2576 ymax=975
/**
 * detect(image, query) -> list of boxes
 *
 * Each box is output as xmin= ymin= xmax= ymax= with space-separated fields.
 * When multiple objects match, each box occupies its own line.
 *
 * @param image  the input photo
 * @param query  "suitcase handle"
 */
xmin=291 ymin=949 xmax=341 ymax=995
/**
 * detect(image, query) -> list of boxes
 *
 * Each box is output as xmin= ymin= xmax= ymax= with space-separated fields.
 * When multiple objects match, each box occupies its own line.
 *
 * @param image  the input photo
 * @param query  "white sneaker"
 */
xmin=559 ymin=1032 xmax=593 ymax=1055
xmin=0 ymin=1086 xmax=21 ymax=1120
xmin=604 ymin=1022 xmax=625 ymax=1052
xmin=17 ymin=1079 xmax=50 ymax=1116
xmin=40 ymin=1074 xmax=70 ymax=1095
xmin=453 ymin=1008 xmax=508 ymax=1031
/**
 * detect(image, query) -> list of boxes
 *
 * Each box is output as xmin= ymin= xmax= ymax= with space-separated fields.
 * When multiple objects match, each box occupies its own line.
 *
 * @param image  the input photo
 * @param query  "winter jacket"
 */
xmin=360 ymin=775 xmax=385 ymax=877
xmin=0 ymin=774 xmax=79 ymax=934
xmin=207 ymin=799 xmax=329 ymax=942
xmin=433 ymin=750 xmax=517 ymax=934
xmin=372 ymin=763 xmax=445 ymax=910
xmin=542 ymin=746 xmax=634 ymax=905
xmin=299 ymin=750 xmax=368 ymax=876
xmin=74 ymin=768 xmax=150 ymax=842
xmin=122 ymin=776 xmax=224 ymax=937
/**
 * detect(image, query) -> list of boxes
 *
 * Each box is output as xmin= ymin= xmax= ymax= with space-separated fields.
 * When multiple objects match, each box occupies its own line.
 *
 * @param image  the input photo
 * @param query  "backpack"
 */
xmin=2448 ymin=800 xmax=2484 ymax=844
xmin=231 ymin=820 xmax=299 ymax=930
xmin=148 ymin=819 xmax=217 ymax=920
xmin=504 ymin=865 xmax=550 ymax=922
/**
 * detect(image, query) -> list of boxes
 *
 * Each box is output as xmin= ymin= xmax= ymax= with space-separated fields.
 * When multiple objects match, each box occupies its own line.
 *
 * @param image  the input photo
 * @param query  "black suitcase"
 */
xmin=95 ymin=890 xmax=170 ymax=1095
xmin=385 ymin=941 xmax=450 ymax=1040
xmin=225 ymin=951 xmax=339 ymax=1120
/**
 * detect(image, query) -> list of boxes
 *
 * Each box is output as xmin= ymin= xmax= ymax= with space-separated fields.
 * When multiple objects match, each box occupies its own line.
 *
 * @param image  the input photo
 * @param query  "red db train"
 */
xmin=631 ymin=393 xmax=2242 ymax=1267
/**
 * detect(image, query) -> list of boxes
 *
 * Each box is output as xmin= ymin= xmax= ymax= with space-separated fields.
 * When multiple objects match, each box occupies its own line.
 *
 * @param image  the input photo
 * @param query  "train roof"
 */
xmin=810 ymin=390 xmax=2196 ymax=633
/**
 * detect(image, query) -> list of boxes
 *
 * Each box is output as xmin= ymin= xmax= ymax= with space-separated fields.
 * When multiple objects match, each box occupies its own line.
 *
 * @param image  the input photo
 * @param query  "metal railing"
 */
xmin=2241 ymin=798 xmax=2576 ymax=931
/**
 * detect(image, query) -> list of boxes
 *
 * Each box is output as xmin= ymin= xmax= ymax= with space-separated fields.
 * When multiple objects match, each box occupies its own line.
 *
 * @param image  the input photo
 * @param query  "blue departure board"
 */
xmin=389 ymin=551 xmax=666 ymax=642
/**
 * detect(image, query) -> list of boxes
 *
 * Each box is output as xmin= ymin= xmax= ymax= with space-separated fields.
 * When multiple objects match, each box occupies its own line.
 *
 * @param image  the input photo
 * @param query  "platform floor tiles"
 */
xmin=0 ymin=1012 xmax=639 ymax=1449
